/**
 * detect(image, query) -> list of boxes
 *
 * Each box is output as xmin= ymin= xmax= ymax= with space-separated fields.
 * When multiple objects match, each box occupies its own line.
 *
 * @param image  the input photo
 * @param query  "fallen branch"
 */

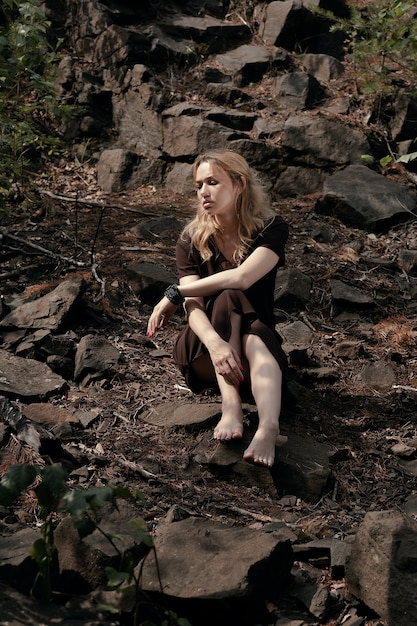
xmin=3 ymin=232 xmax=86 ymax=267
xmin=38 ymin=188 xmax=159 ymax=217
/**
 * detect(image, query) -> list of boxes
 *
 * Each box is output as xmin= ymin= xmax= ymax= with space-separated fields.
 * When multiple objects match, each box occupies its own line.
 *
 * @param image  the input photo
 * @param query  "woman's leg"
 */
xmin=212 ymin=311 xmax=244 ymax=440
xmin=242 ymin=333 xmax=282 ymax=467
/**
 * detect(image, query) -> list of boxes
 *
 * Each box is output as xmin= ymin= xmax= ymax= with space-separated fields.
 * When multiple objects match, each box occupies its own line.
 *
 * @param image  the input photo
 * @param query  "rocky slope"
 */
xmin=1 ymin=1 xmax=417 ymax=625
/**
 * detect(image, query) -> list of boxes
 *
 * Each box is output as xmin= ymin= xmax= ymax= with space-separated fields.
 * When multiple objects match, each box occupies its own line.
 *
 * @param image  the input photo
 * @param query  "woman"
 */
xmin=147 ymin=150 xmax=289 ymax=468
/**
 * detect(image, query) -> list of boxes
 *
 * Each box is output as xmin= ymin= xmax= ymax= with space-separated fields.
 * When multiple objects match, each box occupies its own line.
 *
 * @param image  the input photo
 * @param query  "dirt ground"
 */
xmin=2 ymin=159 xmax=417 ymax=623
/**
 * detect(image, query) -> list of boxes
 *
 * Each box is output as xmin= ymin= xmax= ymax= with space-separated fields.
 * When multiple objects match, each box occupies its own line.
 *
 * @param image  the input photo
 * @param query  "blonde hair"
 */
xmin=181 ymin=150 xmax=275 ymax=264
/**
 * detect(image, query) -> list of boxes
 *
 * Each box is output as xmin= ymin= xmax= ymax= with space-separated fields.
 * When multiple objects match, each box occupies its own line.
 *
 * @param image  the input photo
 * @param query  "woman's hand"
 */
xmin=147 ymin=296 xmax=178 ymax=338
xmin=208 ymin=338 xmax=243 ymax=387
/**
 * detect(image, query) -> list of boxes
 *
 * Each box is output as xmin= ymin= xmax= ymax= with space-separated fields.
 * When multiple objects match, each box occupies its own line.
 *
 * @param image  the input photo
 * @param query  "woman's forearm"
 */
xmin=185 ymin=303 xmax=223 ymax=351
xmin=180 ymin=267 xmax=240 ymax=298
xmin=177 ymin=247 xmax=279 ymax=299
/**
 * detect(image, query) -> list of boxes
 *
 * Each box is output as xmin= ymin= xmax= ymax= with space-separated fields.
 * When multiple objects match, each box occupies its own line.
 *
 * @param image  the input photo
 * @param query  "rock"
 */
xmin=141 ymin=515 xmax=294 ymax=626
xmin=74 ymin=334 xmax=121 ymax=383
xmin=279 ymin=321 xmax=314 ymax=346
xmin=205 ymin=106 xmax=257 ymax=131
xmin=316 ymin=165 xmax=416 ymax=232
xmin=330 ymin=279 xmax=375 ymax=308
xmin=293 ymin=537 xmax=354 ymax=579
xmin=0 ymin=349 xmax=67 ymax=400
xmin=0 ymin=580 xmax=108 ymax=626
xmin=143 ymin=400 xmax=221 ymax=431
xmin=215 ymin=44 xmax=277 ymax=86
xmin=345 ymin=509 xmax=417 ymax=626
xmin=301 ymin=53 xmax=345 ymax=82
xmin=96 ymin=149 xmax=165 ymax=192
xmin=357 ymin=361 xmax=396 ymax=392
xmin=282 ymin=116 xmax=370 ymax=167
xmin=162 ymin=116 xmax=243 ymax=159
xmin=161 ymin=15 xmax=252 ymax=55
xmin=0 ymin=278 xmax=87 ymax=331
xmin=274 ymin=269 xmax=312 ymax=311
xmin=125 ymin=261 xmax=177 ymax=305
xmin=273 ymin=71 xmax=326 ymax=111
xmin=22 ymin=403 xmax=79 ymax=425
xmin=273 ymin=165 xmax=326 ymax=197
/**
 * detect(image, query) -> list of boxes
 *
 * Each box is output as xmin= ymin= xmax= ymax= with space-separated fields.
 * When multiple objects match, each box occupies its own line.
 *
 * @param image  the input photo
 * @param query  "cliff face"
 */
xmin=42 ymin=0 xmax=417 ymax=217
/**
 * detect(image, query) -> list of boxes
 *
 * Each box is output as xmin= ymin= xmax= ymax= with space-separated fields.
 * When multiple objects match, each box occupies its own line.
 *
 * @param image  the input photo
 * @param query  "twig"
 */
xmin=38 ymin=188 xmax=159 ymax=217
xmin=3 ymin=232 xmax=86 ymax=267
xmin=392 ymin=385 xmax=417 ymax=393
xmin=118 ymin=455 xmax=159 ymax=480
xmin=227 ymin=505 xmax=283 ymax=523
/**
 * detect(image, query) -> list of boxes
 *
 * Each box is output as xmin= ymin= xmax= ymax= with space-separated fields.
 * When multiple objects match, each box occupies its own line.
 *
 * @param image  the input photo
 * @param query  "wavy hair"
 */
xmin=181 ymin=150 xmax=276 ymax=264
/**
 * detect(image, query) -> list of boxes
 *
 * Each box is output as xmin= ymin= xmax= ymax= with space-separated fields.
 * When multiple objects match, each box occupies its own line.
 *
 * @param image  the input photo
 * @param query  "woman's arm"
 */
xmin=179 ymin=246 xmax=279 ymax=299
xmin=146 ymin=246 xmax=279 ymax=338
xmin=181 ymin=275 xmax=244 ymax=387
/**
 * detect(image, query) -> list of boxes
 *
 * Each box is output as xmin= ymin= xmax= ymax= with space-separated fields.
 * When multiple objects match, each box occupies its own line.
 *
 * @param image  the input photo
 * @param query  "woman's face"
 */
xmin=194 ymin=161 xmax=240 ymax=222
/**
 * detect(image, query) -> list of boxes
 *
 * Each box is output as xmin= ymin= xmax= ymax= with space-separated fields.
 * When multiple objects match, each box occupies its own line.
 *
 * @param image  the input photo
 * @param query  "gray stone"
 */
xmin=215 ymin=44 xmax=272 ymax=86
xmin=97 ymin=149 xmax=164 ymax=192
xmin=357 ymin=361 xmax=396 ymax=392
xmin=301 ymin=53 xmax=345 ymax=82
xmin=162 ymin=116 xmax=242 ymax=159
xmin=74 ymin=335 xmax=121 ymax=382
xmin=345 ymin=510 xmax=417 ymax=626
xmin=0 ymin=349 xmax=67 ymax=400
xmin=316 ymin=165 xmax=416 ymax=232
xmin=273 ymin=165 xmax=326 ymax=198
xmin=164 ymin=162 xmax=194 ymax=195
xmin=283 ymin=116 xmax=370 ymax=167
xmin=0 ymin=278 xmax=87 ymax=332
xmin=273 ymin=72 xmax=325 ymax=111
xmin=274 ymin=269 xmax=312 ymax=311
xmin=143 ymin=401 xmax=221 ymax=430
xmin=162 ymin=15 xmax=251 ymax=55
xmin=330 ymin=279 xmax=374 ymax=307
xmin=126 ymin=262 xmax=177 ymax=305
xmin=141 ymin=516 xmax=293 ymax=613
xmin=279 ymin=321 xmax=314 ymax=346
xmin=205 ymin=107 xmax=257 ymax=131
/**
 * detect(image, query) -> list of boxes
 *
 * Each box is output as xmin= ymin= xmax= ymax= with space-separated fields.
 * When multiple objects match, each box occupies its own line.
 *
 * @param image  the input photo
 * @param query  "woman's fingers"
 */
xmin=216 ymin=354 xmax=243 ymax=386
xmin=147 ymin=297 xmax=178 ymax=337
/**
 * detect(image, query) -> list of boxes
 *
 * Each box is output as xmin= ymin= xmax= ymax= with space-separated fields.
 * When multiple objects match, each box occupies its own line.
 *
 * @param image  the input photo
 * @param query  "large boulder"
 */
xmin=315 ymin=165 xmax=416 ymax=232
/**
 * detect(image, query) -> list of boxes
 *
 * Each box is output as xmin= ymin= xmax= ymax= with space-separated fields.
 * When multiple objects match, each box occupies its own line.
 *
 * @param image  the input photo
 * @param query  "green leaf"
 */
xmin=379 ymin=155 xmax=393 ymax=168
xmin=0 ymin=464 xmax=38 ymax=504
xmin=360 ymin=154 xmax=375 ymax=166
xmin=30 ymin=538 xmax=48 ymax=565
xmin=105 ymin=566 xmax=131 ymax=587
xmin=95 ymin=603 xmax=120 ymax=614
xmin=131 ymin=519 xmax=154 ymax=547
xmin=396 ymin=151 xmax=417 ymax=163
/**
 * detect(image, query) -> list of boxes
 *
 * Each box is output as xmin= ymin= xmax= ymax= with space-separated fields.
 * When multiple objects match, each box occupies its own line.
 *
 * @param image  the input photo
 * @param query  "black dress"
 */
xmin=173 ymin=215 xmax=289 ymax=393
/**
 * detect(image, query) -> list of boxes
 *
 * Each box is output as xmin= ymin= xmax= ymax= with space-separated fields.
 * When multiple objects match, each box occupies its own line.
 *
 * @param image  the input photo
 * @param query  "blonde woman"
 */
xmin=147 ymin=150 xmax=289 ymax=468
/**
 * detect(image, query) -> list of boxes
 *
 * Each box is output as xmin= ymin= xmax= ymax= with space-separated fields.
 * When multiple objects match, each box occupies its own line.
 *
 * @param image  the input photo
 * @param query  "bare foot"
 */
xmin=213 ymin=410 xmax=244 ymax=441
xmin=243 ymin=425 xmax=279 ymax=468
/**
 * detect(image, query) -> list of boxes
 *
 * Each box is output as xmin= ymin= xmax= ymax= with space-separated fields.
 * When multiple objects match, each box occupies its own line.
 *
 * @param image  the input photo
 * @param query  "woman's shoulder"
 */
xmin=259 ymin=214 xmax=289 ymax=236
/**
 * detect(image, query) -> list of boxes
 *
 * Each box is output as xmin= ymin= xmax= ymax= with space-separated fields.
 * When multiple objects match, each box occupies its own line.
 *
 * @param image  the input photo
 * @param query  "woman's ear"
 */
xmin=240 ymin=175 xmax=246 ymax=190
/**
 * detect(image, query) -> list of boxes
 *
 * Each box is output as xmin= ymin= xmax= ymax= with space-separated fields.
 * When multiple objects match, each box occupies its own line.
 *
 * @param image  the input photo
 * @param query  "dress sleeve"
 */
xmin=256 ymin=215 xmax=289 ymax=267
xmin=176 ymin=235 xmax=200 ymax=278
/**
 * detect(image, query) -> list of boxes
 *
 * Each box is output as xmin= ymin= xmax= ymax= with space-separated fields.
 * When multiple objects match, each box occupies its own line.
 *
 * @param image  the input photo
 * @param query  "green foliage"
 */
xmin=361 ymin=147 xmax=417 ymax=169
xmin=0 ymin=463 xmax=191 ymax=625
xmin=0 ymin=0 xmax=68 ymax=213
xmin=316 ymin=1 xmax=417 ymax=97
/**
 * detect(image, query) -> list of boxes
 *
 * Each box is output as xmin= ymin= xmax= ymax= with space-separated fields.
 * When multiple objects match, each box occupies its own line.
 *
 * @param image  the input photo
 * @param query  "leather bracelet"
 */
xmin=164 ymin=283 xmax=185 ymax=305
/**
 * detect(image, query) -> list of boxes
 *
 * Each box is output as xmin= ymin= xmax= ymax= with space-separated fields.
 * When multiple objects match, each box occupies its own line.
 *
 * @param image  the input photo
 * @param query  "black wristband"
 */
xmin=164 ymin=284 xmax=184 ymax=305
